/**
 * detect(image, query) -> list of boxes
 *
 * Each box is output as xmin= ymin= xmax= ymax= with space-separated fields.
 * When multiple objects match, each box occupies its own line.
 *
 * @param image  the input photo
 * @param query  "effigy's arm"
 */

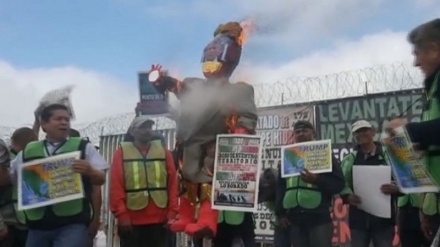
xmin=229 ymin=82 xmax=258 ymax=134
xmin=160 ymin=75 xmax=183 ymax=99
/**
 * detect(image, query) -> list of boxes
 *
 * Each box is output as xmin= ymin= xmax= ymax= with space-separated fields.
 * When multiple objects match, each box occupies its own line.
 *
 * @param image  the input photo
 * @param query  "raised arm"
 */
xmin=147 ymin=64 xmax=184 ymax=99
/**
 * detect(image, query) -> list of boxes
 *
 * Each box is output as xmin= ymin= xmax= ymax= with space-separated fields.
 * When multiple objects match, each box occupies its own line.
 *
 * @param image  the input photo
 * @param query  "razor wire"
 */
xmin=0 ymin=61 xmax=424 ymax=144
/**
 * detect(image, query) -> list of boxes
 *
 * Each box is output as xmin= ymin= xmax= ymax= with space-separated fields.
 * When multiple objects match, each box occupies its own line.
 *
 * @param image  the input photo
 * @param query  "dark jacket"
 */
xmin=275 ymin=154 xmax=344 ymax=225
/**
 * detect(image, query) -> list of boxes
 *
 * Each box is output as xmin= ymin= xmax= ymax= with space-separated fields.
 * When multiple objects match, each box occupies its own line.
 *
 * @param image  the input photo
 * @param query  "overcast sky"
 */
xmin=0 ymin=0 xmax=438 ymax=128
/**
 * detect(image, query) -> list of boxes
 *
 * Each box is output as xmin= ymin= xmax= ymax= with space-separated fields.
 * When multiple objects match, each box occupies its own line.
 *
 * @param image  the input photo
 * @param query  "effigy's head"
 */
xmin=201 ymin=22 xmax=243 ymax=79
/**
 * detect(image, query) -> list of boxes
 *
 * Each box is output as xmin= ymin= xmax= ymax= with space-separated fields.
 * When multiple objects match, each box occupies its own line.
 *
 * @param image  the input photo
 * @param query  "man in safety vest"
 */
xmin=68 ymin=129 xmax=103 ymax=247
xmin=340 ymin=120 xmax=402 ymax=247
xmin=275 ymin=120 xmax=344 ymax=247
xmin=110 ymin=116 xmax=179 ymax=247
xmin=10 ymin=104 xmax=109 ymax=247
xmin=387 ymin=19 xmax=440 ymax=244
xmin=0 ymin=128 xmax=38 ymax=247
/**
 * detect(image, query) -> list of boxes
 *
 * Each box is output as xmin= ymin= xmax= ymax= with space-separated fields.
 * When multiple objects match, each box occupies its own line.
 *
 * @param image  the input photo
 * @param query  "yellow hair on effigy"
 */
xmin=213 ymin=22 xmax=243 ymax=44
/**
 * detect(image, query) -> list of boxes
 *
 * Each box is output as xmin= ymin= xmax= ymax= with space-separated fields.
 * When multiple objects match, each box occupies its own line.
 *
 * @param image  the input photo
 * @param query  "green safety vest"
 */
xmin=398 ymin=194 xmax=422 ymax=208
xmin=421 ymin=72 xmax=440 ymax=215
xmin=21 ymin=137 xmax=93 ymax=226
xmin=283 ymin=176 xmax=322 ymax=210
xmin=121 ymin=140 xmax=168 ymax=210
xmin=340 ymin=150 xmax=389 ymax=198
xmin=218 ymin=211 xmax=245 ymax=225
xmin=10 ymin=151 xmax=16 ymax=160
xmin=3 ymin=151 xmax=26 ymax=226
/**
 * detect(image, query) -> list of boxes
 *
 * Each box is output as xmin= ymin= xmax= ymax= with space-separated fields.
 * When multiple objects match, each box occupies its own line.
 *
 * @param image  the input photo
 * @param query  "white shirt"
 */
xmin=10 ymin=140 xmax=109 ymax=181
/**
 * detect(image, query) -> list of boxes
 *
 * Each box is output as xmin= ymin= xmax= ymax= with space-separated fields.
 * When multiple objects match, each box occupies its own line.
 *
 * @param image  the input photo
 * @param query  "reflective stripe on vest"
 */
xmin=121 ymin=140 xmax=168 ymax=210
xmin=422 ymin=72 xmax=440 ymax=215
xmin=12 ymin=184 xmax=26 ymax=225
xmin=218 ymin=211 xmax=245 ymax=225
xmin=283 ymin=176 xmax=321 ymax=209
xmin=21 ymin=138 xmax=90 ymax=221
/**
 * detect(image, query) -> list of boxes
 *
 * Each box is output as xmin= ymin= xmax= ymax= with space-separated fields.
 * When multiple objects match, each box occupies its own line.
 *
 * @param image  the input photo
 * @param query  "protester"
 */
xmin=258 ymin=167 xmax=290 ymax=247
xmin=340 ymin=120 xmax=401 ymax=247
xmin=386 ymin=18 xmax=440 ymax=244
xmin=109 ymin=116 xmax=178 ymax=247
xmin=399 ymin=194 xmax=430 ymax=247
xmin=69 ymin=128 xmax=103 ymax=247
xmin=10 ymin=128 xmax=38 ymax=158
xmin=275 ymin=120 xmax=344 ymax=247
xmin=0 ymin=128 xmax=38 ymax=247
xmin=10 ymin=104 xmax=108 ymax=247
xmin=0 ymin=139 xmax=11 ymax=244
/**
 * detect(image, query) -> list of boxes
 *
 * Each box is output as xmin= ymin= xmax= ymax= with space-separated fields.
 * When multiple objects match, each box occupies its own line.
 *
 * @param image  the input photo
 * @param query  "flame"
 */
xmin=238 ymin=19 xmax=256 ymax=46
xmin=226 ymin=114 xmax=238 ymax=133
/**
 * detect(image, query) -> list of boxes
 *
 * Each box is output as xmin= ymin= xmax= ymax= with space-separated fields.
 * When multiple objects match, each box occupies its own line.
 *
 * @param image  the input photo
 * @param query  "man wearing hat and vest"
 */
xmin=340 ymin=120 xmax=402 ymax=247
xmin=110 ymin=116 xmax=179 ymax=247
xmin=275 ymin=120 xmax=344 ymax=247
xmin=9 ymin=104 xmax=108 ymax=247
xmin=387 ymin=19 xmax=440 ymax=244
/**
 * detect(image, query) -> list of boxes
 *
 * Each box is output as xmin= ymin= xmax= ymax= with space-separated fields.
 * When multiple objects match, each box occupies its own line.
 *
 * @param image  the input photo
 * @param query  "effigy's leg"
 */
xmin=170 ymin=181 xmax=198 ymax=233
xmin=184 ymin=183 xmax=219 ymax=238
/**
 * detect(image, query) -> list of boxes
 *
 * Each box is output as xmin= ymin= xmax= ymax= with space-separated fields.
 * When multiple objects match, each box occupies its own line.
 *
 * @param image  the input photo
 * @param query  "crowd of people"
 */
xmin=0 ymin=17 xmax=438 ymax=247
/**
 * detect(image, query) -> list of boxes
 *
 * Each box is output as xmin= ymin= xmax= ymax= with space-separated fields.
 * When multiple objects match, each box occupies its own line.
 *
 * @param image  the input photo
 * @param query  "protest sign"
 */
xmin=382 ymin=127 xmax=438 ymax=193
xmin=212 ymin=134 xmax=262 ymax=212
xmin=315 ymin=89 xmax=424 ymax=161
xmin=254 ymin=104 xmax=314 ymax=240
xmin=281 ymin=140 xmax=332 ymax=178
xmin=18 ymin=151 xmax=84 ymax=211
xmin=136 ymin=72 xmax=169 ymax=116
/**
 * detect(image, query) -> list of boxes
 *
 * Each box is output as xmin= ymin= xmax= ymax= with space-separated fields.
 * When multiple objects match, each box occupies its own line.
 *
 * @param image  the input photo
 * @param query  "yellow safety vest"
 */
xmin=121 ymin=140 xmax=168 ymax=210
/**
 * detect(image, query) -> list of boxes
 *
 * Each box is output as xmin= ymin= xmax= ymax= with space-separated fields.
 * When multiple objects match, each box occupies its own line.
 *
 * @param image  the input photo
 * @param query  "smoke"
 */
xmin=230 ymin=0 xmax=385 ymax=47
xmin=171 ymin=80 xmax=254 ymax=141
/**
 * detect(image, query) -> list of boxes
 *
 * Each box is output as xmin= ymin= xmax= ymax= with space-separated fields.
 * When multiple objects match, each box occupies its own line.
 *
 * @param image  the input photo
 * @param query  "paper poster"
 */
xmin=212 ymin=134 xmax=263 ymax=212
xmin=18 ymin=151 xmax=84 ymax=211
xmin=281 ymin=139 xmax=332 ymax=178
xmin=136 ymin=72 xmax=169 ymax=116
xmin=382 ymin=127 xmax=438 ymax=194
xmin=353 ymin=165 xmax=392 ymax=218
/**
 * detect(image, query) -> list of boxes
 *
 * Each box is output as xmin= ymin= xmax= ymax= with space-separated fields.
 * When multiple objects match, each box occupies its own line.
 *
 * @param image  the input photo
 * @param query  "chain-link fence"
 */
xmin=0 ymin=61 xmax=423 ymax=143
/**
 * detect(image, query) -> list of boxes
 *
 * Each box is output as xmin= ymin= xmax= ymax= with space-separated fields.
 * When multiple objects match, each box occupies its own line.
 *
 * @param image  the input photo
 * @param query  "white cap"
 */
xmin=351 ymin=120 xmax=372 ymax=133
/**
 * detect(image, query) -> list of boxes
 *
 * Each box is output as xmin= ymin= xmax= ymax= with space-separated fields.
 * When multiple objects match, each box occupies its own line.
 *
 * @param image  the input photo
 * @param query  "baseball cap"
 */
xmin=128 ymin=116 xmax=155 ymax=135
xmin=293 ymin=120 xmax=314 ymax=130
xmin=351 ymin=120 xmax=373 ymax=133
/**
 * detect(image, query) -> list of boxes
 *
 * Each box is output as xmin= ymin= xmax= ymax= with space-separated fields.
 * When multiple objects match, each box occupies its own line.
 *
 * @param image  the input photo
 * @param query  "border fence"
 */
xmin=98 ymin=88 xmax=423 ymax=247
xmin=0 ymin=61 xmax=426 ymax=246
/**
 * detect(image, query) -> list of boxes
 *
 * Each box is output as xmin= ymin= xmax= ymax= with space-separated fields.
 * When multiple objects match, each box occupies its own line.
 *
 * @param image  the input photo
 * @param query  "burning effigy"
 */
xmin=147 ymin=21 xmax=258 ymax=239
